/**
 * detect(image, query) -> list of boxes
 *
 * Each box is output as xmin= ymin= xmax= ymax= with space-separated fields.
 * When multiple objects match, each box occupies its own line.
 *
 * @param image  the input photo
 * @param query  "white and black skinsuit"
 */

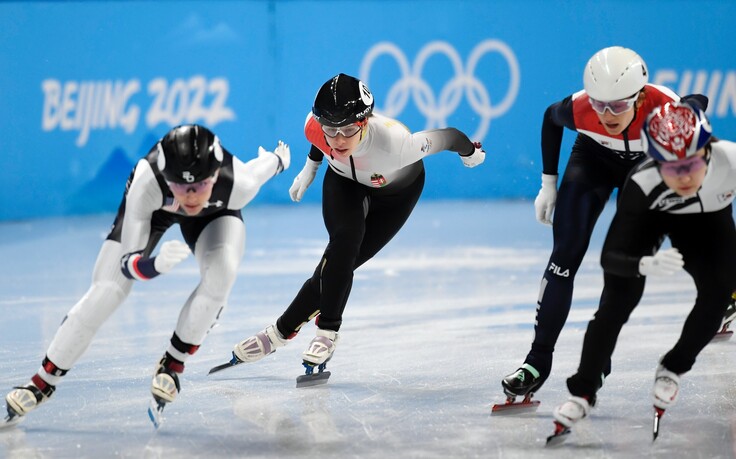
xmin=21 ymin=135 xmax=283 ymax=398
xmin=274 ymin=111 xmax=477 ymax=336
xmin=566 ymin=139 xmax=736 ymax=399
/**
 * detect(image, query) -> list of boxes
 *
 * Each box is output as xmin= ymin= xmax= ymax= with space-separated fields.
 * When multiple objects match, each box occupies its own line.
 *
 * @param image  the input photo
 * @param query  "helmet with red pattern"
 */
xmin=642 ymin=101 xmax=712 ymax=162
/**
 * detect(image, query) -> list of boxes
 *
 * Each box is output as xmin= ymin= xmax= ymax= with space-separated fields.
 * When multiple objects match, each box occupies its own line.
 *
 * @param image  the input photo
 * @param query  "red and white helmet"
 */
xmin=642 ymin=101 xmax=712 ymax=161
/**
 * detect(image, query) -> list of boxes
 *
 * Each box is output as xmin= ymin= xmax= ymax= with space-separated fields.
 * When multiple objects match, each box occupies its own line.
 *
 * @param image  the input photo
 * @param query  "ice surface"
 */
xmin=1 ymin=201 xmax=734 ymax=458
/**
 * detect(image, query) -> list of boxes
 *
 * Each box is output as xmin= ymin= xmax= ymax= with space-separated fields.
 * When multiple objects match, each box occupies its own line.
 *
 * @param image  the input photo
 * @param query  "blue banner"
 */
xmin=2 ymin=1 xmax=735 ymax=220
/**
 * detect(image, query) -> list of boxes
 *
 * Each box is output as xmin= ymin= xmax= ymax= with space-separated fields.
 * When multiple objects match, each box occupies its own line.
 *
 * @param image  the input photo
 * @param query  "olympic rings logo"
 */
xmin=359 ymin=40 xmax=520 ymax=141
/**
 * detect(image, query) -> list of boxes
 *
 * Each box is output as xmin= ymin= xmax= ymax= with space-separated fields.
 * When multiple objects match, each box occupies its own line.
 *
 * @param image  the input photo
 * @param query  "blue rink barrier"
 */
xmin=1 ymin=0 xmax=735 ymax=220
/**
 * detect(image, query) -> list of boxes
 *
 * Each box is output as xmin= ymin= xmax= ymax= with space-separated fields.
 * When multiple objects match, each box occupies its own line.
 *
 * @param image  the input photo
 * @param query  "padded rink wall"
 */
xmin=2 ymin=0 xmax=735 ymax=220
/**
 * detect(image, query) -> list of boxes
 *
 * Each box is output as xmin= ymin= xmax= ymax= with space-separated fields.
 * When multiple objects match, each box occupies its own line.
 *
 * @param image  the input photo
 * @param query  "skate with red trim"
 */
xmin=713 ymin=293 xmax=736 ymax=341
xmin=492 ymin=363 xmax=543 ymax=414
xmin=2 ymin=375 xmax=56 ymax=430
xmin=651 ymin=364 xmax=680 ymax=441
xmin=545 ymin=395 xmax=592 ymax=446
xmin=148 ymin=354 xmax=183 ymax=429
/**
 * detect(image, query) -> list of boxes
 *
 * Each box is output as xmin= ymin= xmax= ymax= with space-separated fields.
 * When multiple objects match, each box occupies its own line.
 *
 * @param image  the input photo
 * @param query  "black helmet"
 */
xmin=312 ymin=73 xmax=374 ymax=127
xmin=156 ymin=124 xmax=223 ymax=183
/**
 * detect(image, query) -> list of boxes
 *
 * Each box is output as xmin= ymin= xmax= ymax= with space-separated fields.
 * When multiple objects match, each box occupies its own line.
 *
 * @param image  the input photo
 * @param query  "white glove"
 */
xmin=460 ymin=142 xmax=486 ymax=168
xmin=153 ymin=240 xmax=191 ymax=274
xmin=534 ymin=174 xmax=558 ymax=226
xmin=639 ymin=248 xmax=684 ymax=276
xmin=288 ymin=157 xmax=321 ymax=202
xmin=258 ymin=141 xmax=291 ymax=174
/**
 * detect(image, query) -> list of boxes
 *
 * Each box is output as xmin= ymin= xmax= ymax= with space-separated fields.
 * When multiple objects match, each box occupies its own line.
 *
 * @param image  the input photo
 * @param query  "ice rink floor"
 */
xmin=1 ymin=200 xmax=734 ymax=458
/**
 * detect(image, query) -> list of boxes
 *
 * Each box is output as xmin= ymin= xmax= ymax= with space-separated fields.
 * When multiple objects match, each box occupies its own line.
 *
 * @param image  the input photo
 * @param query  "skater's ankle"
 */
xmin=521 ymin=363 xmax=541 ymax=379
xmin=315 ymin=328 xmax=338 ymax=341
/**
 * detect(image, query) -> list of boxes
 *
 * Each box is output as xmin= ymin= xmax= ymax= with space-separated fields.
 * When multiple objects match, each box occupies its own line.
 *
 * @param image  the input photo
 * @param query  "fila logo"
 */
xmin=548 ymin=262 xmax=570 ymax=277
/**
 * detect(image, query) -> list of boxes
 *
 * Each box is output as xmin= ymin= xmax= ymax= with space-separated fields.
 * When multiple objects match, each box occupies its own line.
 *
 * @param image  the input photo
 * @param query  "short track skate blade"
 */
xmin=208 ymin=360 xmax=241 ymax=375
xmin=653 ymin=407 xmax=665 ymax=441
xmin=296 ymin=371 xmax=331 ymax=388
xmin=208 ymin=353 xmax=242 ymax=375
xmin=545 ymin=422 xmax=571 ymax=447
xmin=147 ymin=399 xmax=166 ymax=429
xmin=711 ymin=330 xmax=733 ymax=342
xmin=491 ymin=399 xmax=540 ymax=415
xmin=0 ymin=414 xmax=23 ymax=430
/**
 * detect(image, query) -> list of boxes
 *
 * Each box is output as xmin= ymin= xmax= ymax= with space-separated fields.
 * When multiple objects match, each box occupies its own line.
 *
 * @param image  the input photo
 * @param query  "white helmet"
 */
xmin=583 ymin=46 xmax=648 ymax=101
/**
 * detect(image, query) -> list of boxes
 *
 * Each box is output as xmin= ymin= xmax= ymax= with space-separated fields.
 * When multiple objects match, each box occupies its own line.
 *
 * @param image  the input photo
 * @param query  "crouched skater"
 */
xmin=210 ymin=73 xmax=485 ymax=386
xmin=3 ymin=124 xmax=289 ymax=428
xmin=547 ymin=102 xmax=736 ymax=445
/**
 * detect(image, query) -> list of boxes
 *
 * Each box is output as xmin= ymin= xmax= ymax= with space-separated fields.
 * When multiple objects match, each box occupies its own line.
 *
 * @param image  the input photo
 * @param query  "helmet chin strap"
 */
xmin=622 ymin=93 xmax=643 ymax=133
xmin=623 ymin=105 xmax=638 ymax=133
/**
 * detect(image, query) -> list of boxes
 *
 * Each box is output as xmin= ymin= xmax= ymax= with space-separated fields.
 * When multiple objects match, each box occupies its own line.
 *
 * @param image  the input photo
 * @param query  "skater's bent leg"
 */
xmin=44 ymin=240 xmax=133 ymax=383
xmin=569 ymin=273 xmax=644 ymax=397
xmin=6 ymin=240 xmax=133 ymax=417
xmin=662 ymin=221 xmax=736 ymax=374
xmin=309 ymin=172 xmax=369 ymax=332
xmin=330 ymin=171 xmax=423 ymax=324
xmin=312 ymin=228 xmax=363 ymax=331
xmin=525 ymin=181 xmax=608 ymax=377
xmin=276 ymin=272 xmax=324 ymax=337
xmin=170 ymin=216 xmax=244 ymax=364
xmin=661 ymin=282 xmax=733 ymax=374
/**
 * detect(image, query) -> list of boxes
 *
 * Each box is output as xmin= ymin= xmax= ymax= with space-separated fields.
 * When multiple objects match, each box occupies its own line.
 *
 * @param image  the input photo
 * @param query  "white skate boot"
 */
xmin=546 ymin=396 xmax=592 ymax=446
xmin=4 ymin=382 xmax=54 ymax=427
xmin=652 ymin=365 xmax=680 ymax=409
xmin=296 ymin=329 xmax=339 ymax=388
xmin=302 ymin=329 xmax=339 ymax=365
xmin=553 ymin=396 xmax=591 ymax=428
xmin=233 ymin=325 xmax=288 ymax=363
xmin=652 ymin=364 xmax=681 ymax=440
xmin=6 ymin=384 xmax=52 ymax=416
xmin=148 ymin=357 xmax=182 ymax=428
xmin=151 ymin=371 xmax=180 ymax=404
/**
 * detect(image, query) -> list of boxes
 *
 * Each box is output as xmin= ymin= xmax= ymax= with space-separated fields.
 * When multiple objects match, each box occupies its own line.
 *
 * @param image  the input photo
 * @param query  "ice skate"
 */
xmin=713 ymin=293 xmax=736 ymax=341
xmin=296 ymin=329 xmax=338 ymax=388
xmin=652 ymin=365 xmax=680 ymax=441
xmin=492 ymin=364 xmax=543 ymax=414
xmin=546 ymin=396 xmax=592 ymax=446
xmin=210 ymin=325 xmax=288 ymax=375
xmin=235 ymin=325 xmax=288 ymax=363
xmin=148 ymin=356 xmax=182 ymax=428
xmin=3 ymin=381 xmax=55 ymax=428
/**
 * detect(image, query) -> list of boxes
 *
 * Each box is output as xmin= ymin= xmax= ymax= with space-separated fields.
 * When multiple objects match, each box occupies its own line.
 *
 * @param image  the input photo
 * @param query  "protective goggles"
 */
xmin=588 ymin=92 xmax=639 ymax=116
xmin=167 ymin=175 xmax=217 ymax=194
xmin=321 ymin=121 xmax=365 ymax=138
xmin=657 ymin=155 xmax=708 ymax=178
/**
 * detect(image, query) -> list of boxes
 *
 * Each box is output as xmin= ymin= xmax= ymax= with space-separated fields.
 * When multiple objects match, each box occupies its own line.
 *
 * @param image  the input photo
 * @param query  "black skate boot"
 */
xmin=492 ymin=364 xmax=545 ymax=414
